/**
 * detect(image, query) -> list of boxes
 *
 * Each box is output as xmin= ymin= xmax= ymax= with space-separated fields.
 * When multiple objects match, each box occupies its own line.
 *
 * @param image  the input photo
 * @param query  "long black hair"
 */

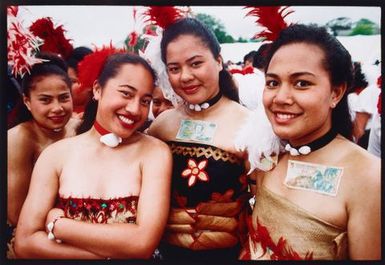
xmin=160 ymin=17 xmax=239 ymax=102
xmin=76 ymin=53 xmax=157 ymax=134
xmin=265 ymin=24 xmax=354 ymax=140
xmin=12 ymin=52 xmax=71 ymax=126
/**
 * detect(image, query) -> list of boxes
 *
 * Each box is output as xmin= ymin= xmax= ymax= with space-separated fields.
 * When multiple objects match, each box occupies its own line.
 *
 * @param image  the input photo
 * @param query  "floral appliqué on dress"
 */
xmin=181 ymin=158 xmax=209 ymax=187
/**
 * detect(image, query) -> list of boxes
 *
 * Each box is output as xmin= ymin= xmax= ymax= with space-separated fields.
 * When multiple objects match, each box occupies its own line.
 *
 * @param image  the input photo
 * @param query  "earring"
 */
xmin=331 ymin=102 xmax=336 ymax=108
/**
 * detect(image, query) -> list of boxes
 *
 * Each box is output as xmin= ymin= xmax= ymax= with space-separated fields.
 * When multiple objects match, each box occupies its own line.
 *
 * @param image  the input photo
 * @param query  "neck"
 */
xmin=285 ymin=128 xmax=337 ymax=156
xmin=185 ymin=90 xmax=223 ymax=113
xmin=31 ymin=120 xmax=65 ymax=140
xmin=184 ymin=95 xmax=226 ymax=117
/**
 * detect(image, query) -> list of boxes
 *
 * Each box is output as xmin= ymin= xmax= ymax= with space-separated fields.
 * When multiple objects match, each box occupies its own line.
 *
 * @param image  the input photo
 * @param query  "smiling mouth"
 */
xmin=274 ymin=112 xmax=300 ymax=122
xmin=118 ymin=115 xmax=134 ymax=125
xmin=182 ymin=85 xmax=199 ymax=94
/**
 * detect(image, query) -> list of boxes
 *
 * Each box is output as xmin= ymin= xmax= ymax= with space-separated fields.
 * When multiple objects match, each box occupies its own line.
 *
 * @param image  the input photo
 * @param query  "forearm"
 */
xmin=54 ymin=218 xmax=154 ymax=259
xmin=15 ymin=231 xmax=103 ymax=259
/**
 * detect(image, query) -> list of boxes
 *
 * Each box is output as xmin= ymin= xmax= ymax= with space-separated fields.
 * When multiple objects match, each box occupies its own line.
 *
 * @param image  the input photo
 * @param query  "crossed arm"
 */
xmin=15 ymin=141 xmax=172 ymax=259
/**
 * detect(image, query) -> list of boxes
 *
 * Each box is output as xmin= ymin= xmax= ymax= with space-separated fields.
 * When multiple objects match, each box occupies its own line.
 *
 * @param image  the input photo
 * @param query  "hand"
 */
xmin=45 ymin=208 xmax=65 ymax=230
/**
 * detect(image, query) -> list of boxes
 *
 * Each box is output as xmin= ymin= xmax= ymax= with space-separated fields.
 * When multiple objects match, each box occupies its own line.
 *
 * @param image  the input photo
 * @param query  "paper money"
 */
xmin=176 ymin=119 xmax=217 ymax=143
xmin=284 ymin=160 xmax=343 ymax=196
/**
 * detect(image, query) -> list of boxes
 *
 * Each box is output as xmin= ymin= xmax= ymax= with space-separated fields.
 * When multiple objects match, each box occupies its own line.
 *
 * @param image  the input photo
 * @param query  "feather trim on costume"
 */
xmin=245 ymin=6 xmax=293 ymax=42
xmin=234 ymin=107 xmax=284 ymax=173
xmin=29 ymin=17 xmax=73 ymax=59
xmin=7 ymin=6 xmax=45 ymax=77
xmin=77 ymin=44 xmax=125 ymax=92
xmin=140 ymin=28 xmax=183 ymax=107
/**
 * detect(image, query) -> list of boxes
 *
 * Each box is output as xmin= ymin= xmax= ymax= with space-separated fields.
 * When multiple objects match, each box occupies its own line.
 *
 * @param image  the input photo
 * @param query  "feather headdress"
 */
xmin=77 ymin=43 xmax=126 ymax=91
xmin=29 ymin=17 xmax=73 ymax=59
xmin=142 ymin=6 xmax=184 ymax=29
xmin=245 ymin=6 xmax=294 ymax=42
xmin=7 ymin=6 xmax=45 ymax=77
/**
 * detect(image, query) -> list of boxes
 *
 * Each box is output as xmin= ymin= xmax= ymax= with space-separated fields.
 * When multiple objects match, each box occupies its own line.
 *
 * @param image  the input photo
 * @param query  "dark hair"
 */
xmin=243 ymin=51 xmax=257 ymax=65
xmin=253 ymin=43 xmax=271 ymax=70
xmin=350 ymin=61 xmax=369 ymax=94
xmin=66 ymin=46 xmax=93 ymax=72
xmin=160 ymin=17 xmax=239 ymax=102
xmin=14 ymin=52 xmax=72 ymax=125
xmin=77 ymin=53 xmax=157 ymax=134
xmin=265 ymin=24 xmax=353 ymax=140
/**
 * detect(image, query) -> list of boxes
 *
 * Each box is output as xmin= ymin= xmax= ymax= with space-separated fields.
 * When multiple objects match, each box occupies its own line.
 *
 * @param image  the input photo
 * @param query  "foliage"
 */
xmin=195 ymin=13 xmax=234 ymax=43
xmin=350 ymin=18 xmax=380 ymax=35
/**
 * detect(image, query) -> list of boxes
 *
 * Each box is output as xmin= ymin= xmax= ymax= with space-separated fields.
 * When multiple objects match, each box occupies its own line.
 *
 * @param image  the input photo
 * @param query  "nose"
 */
xmin=272 ymin=85 xmax=294 ymax=105
xmin=180 ymin=67 xmax=194 ymax=83
xmin=51 ymin=100 xmax=64 ymax=113
xmin=125 ymin=98 xmax=141 ymax=116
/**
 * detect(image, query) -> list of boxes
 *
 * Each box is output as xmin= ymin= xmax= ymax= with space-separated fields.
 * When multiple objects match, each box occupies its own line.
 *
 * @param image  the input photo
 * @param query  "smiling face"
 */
xmin=165 ymin=34 xmax=223 ymax=104
xmin=94 ymin=63 xmax=154 ymax=139
xmin=263 ymin=42 xmax=343 ymax=146
xmin=23 ymin=74 xmax=73 ymax=131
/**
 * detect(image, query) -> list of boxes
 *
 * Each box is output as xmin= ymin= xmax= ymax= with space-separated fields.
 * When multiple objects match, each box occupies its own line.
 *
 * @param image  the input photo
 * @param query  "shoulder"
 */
xmin=65 ymin=117 xmax=82 ymax=136
xmin=8 ymin=122 xmax=35 ymax=148
xmin=338 ymin=139 xmax=380 ymax=191
xmin=40 ymin=134 xmax=82 ymax=159
xmin=136 ymin=133 xmax=171 ymax=155
xmin=148 ymin=108 xmax=181 ymax=139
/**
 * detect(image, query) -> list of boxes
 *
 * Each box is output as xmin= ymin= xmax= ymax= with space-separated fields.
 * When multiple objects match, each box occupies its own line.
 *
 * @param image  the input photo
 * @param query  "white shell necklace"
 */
xmin=285 ymin=129 xmax=337 ymax=156
xmin=186 ymin=91 xmax=222 ymax=112
xmin=94 ymin=120 xmax=122 ymax=148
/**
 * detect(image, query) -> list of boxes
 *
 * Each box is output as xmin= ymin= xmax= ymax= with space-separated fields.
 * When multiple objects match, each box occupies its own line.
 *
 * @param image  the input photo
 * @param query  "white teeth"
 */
xmin=276 ymin=113 xmax=296 ymax=120
xmin=118 ymin=115 xmax=134 ymax=125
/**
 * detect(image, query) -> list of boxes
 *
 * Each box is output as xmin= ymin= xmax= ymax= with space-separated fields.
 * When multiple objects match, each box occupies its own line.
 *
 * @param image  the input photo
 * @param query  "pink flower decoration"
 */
xmin=181 ymin=159 xmax=209 ymax=187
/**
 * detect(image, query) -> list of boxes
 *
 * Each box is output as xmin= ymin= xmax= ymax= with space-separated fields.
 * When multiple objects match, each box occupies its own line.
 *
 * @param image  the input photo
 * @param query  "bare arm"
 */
xmin=347 ymin=158 xmax=381 ymax=260
xmin=49 ymin=140 xmax=173 ymax=259
xmin=352 ymin=112 xmax=371 ymax=142
xmin=14 ymin=144 xmax=102 ymax=259
xmin=7 ymin=129 xmax=34 ymax=225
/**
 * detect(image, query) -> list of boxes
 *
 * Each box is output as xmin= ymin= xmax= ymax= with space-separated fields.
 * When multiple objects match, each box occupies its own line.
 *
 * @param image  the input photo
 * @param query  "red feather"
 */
xmin=127 ymin=31 xmax=139 ymax=47
xmin=77 ymin=44 xmax=126 ymax=92
xmin=245 ymin=6 xmax=294 ymax=41
xmin=142 ymin=6 xmax=184 ymax=29
xmin=29 ymin=17 xmax=73 ymax=59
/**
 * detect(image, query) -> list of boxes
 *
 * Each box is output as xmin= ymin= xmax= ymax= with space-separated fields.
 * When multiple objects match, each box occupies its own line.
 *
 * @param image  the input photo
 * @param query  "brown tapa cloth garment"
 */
xmin=247 ymin=186 xmax=347 ymax=260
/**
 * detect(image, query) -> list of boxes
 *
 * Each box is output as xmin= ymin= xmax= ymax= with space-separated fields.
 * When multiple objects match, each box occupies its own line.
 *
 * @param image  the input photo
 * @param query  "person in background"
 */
xmin=152 ymin=86 xmax=174 ymax=118
xmin=242 ymin=24 xmax=380 ymax=260
xmin=351 ymin=62 xmax=381 ymax=148
xmin=367 ymin=75 xmax=381 ymax=158
xmin=7 ymin=52 xmax=78 ymax=258
xmin=15 ymin=52 xmax=172 ymax=259
xmin=66 ymin=46 xmax=93 ymax=119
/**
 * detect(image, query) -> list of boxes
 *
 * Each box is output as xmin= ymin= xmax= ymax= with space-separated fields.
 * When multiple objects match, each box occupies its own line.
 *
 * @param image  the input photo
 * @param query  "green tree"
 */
xmin=195 ymin=13 xmax=234 ymax=43
xmin=326 ymin=17 xmax=353 ymax=36
xmin=350 ymin=19 xmax=379 ymax=35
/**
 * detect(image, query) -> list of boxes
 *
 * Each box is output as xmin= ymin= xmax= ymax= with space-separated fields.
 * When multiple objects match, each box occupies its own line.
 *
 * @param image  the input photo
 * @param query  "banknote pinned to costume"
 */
xmin=176 ymin=119 xmax=217 ymax=144
xmin=284 ymin=160 xmax=343 ymax=196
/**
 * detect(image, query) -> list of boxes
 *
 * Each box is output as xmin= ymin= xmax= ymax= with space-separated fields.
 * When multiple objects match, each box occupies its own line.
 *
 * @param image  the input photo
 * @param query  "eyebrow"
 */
xmin=266 ymin=72 xmax=316 ymax=78
xmin=118 ymin=84 xmax=153 ymax=98
xmin=167 ymin=55 xmax=203 ymax=66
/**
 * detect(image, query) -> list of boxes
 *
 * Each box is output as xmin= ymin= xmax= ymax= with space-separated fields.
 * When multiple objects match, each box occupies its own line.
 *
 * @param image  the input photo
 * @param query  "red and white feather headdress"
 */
xmin=7 ymin=6 xmax=45 ymax=77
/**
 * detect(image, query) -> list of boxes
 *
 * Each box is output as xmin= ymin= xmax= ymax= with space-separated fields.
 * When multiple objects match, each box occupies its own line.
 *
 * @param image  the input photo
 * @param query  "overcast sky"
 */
xmin=17 ymin=5 xmax=381 ymax=48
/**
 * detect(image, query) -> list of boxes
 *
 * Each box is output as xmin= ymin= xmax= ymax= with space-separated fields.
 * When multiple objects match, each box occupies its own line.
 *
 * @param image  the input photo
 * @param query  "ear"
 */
xmin=216 ymin=55 xmax=223 ymax=71
xmin=330 ymin=83 xmax=347 ymax=108
xmin=22 ymin=94 xmax=32 ymax=111
xmin=93 ymin=80 xmax=102 ymax=101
